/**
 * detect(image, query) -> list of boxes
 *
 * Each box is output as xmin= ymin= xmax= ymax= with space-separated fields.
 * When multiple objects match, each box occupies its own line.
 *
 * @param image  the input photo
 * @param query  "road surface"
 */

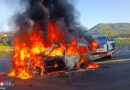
xmin=0 ymin=50 xmax=130 ymax=90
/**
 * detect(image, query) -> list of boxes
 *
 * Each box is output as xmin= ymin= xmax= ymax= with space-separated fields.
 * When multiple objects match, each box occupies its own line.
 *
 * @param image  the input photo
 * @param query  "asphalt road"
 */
xmin=0 ymin=50 xmax=130 ymax=90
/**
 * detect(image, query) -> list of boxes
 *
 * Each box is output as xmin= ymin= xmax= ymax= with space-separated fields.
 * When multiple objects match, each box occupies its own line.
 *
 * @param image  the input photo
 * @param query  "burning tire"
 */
xmin=35 ymin=66 xmax=42 ymax=75
xmin=79 ymin=63 xmax=87 ymax=69
xmin=30 ymin=66 xmax=42 ymax=76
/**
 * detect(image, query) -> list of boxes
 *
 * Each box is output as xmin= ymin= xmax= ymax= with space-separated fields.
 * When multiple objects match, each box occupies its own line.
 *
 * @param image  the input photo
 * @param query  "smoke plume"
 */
xmin=14 ymin=0 xmax=93 ymax=43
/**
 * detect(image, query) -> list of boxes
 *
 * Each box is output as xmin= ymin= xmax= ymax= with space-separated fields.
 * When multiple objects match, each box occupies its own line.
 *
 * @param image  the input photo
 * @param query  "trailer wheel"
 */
xmin=106 ymin=53 xmax=113 ymax=58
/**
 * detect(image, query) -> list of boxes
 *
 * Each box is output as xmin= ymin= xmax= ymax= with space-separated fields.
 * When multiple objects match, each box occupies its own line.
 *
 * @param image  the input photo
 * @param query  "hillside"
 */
xmin=88 ymin=23 xmax=130 ymax=38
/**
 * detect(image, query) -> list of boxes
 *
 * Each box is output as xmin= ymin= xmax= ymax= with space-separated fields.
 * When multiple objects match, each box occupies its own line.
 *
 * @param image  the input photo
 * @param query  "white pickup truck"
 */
xmin=94 ymin=36 xmax=115 ymax=54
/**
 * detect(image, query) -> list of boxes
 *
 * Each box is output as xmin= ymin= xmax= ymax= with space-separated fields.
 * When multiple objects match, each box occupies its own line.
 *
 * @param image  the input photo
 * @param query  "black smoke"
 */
xmin=43 ymin=0 xmax=78 ymax=31
xmin=27 ymin=0 xmax=78 ymax=32
xmin=14 ymin=0 xmax=93 ymax=43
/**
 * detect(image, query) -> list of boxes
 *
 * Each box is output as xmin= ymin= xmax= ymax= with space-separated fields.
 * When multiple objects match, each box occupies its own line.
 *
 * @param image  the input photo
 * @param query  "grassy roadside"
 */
xmin=0 ymin=51 xmax=10 ymax=56
xmin=115 ymin=41 xmax=130 ymax=50
xmin=0 ymin=45 xmax=13 ymax=57
xmin=0 ymin=45 xmax=12 ymax=49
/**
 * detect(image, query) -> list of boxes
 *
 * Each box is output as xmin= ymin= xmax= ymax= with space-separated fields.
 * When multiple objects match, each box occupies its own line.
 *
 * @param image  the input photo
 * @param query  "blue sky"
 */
xmin=0 ymin=0 xmax=130 ymax=31
xmin=76 ymin=0 xmax=130 ymax=29
xmin=0 ymin=0 xmax=26 ymax=32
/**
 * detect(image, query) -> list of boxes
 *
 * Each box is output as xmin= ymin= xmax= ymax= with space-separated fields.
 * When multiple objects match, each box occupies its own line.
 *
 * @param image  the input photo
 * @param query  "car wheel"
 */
xmin=80 ymin=63 xmax=87 ymax=69
xmin=31 ymin=66 xmax=42 ymax=76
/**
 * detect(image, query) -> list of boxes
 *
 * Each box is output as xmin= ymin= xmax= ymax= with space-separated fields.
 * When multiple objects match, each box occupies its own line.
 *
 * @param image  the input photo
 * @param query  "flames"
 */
xmin=54 ymin=62 xmax=59 ymax=68
xmin=77 ymin=57 xmax=99 ymax=69
xmin=89 ymin=40 xmax=98 ymax=51
xmin=8 ymin=21 xmax=99 ymax=79
xmin=87 ymin=62 xmax=100 ymax=69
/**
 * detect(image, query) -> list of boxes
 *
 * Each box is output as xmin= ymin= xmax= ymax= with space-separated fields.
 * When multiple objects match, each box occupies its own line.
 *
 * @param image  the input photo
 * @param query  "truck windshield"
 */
xmin=95 ymin=37 xmax=107 ymax=45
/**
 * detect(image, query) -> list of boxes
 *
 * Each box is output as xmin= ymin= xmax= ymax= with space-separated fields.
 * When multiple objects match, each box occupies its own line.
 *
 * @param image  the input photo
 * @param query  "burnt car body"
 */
xmin=29 ymin=42 xmax=90 ymax=75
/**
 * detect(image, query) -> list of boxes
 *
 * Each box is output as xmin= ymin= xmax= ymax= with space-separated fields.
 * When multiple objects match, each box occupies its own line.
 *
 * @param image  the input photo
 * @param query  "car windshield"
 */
xmin=95 ymin=37 xmax=107 ymax=45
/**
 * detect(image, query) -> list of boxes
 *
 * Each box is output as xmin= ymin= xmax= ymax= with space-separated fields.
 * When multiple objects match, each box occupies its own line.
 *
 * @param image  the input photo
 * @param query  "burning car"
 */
xmin=7 ymin=22 xmax=99 ymax=79
xmin=30 ymin=42 xmax=90 ymax=75
xmin=7 ymin=0 xmax=99 ymax=79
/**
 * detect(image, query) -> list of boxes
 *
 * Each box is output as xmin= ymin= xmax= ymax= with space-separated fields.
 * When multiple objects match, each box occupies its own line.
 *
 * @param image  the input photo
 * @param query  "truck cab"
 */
xmin=94 ymin=36 xmax=115 ymax=53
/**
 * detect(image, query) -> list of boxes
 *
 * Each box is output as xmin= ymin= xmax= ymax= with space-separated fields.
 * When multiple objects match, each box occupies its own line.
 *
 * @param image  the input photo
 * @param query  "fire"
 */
xmin=66 ymin=40 xmax=79 ymax=55
xmin=77 ymin=57 xmax=86 ymax=69
xmin=79 ymin=46 xmax=89 ymax=54
xmin=87 ymin=62 xmax=100 ymax=69
xmin=47 ymin=70 xmax=66 ymax=75
xmin=8 ymin=21 xmax=99 ymax=79
xmin=8 ymin=68 xmax=33 ymax=80
xmin=54 ymin=62 xmax=59 ymax=68
xmin=8 ymin=21 xmax=80 ymax=79
xmin=89 ymin=40 xmax=98 ymax=51
xmin=77 ymin=57 xmax=99 ymax=69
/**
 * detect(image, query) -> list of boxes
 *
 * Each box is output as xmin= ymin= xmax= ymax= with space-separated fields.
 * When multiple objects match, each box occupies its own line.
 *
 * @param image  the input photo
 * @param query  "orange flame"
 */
xmin=8 ymin=21 xmax=82 ymax=79
xmin=8 ymin=21 xmax=99 ymax=79
xmin=89 ymin=40 xmax=98 ymax=51
xmin=77 ymin=57 xmax=86 ymax=69
xmin=54 ymin=62 xmax=59 ymax=68
xmin=77 ymin=57 xmax=100 ymax=69
xmin=87 ymin=62 xmax=100 ymax=69
xmin=66 ymin=40 xmax=79 ymax=55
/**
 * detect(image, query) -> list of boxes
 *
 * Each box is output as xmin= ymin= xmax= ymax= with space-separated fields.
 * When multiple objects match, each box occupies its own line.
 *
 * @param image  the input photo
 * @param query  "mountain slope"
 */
xmin=88 ymin=23 xmax=130 ymax=37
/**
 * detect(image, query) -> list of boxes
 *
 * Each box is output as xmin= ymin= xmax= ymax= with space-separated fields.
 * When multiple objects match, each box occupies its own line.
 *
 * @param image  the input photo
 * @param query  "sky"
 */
xmin=0 ymin=0 xmax=130 ymax=31
xmin=0 ymin=0 xmax=26 ymax=32
xmin=76 ymin=0 xmax=130 ymax=29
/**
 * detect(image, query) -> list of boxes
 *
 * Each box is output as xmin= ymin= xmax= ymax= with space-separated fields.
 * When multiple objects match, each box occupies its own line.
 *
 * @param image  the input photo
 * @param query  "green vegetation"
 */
xmin=0 ymin=45 xmax=12 ymax=49
xmin=2 ymin=38 xmax=9 ymax=45
xmin=115 ymin=41 xmax=130 ymax=50
xmin=0 ymin=51 xmax=10 ymax=56
xmin=88 ymin=23 xmax=130 ymax=38
xmin=0 ymin=45 xmax=12 ymax=57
